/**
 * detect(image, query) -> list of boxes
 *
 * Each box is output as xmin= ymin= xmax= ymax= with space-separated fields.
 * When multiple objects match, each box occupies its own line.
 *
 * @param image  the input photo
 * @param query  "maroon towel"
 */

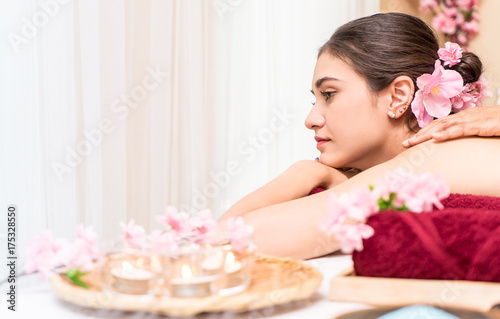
xmin=352 ymin=194 xmax=500 ymax=282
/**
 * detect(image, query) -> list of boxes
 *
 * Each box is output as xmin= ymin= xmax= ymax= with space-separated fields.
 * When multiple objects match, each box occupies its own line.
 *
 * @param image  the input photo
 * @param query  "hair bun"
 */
xmin=446 ymin=52 xmax=482 ymax=84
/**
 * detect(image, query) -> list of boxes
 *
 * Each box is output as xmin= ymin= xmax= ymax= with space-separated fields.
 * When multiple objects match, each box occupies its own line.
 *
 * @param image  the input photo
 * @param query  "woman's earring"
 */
xmin=399 ymin=109 xmax=404 ymax=113
xmin=391 ymin=113 xmax=396 ymax=119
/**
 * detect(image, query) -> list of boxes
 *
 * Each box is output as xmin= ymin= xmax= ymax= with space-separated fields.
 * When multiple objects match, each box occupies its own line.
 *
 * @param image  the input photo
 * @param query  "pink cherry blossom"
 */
xmin=419 ymin=0 xmax=438 ymax=13
xmin=397 ymin=173 xmax=450 ymax=212
xmin=143 ymin=230 xmax=179 ymax=253
xmin=58 ymin=238 xmax=96 ymax=272
xmin=226 ymin=216 xmax=254 ymax=253
xmin=411 ymin=60 xmax=463 ymax=128
xmin=120 ymin=219 xmax=147 ymax=248
xmin=438 ymin=42 xmax=463 ymax=67
xmin=462 ymin=20 xmax=479 ymax=35
xmin=475 ymin=75 xmax=493 ymax=105
xmin=155 ymin=206 xmax=192 ymax=238
xmin=319 ymin=194 xmax=375 ymax=253
xmin=319 ymin=194 xmax=349 ymax=236
xmin=432 ymin=12 xmax=457 ymax=35
xmin=335 ymin=223 xmax=374 ymax=254
xmin=190 ymin=209 xmax=217 ymax=244
xmin=452 ymin=75 xmax=492 ymax=111
xmin=25 ymin=231 xmax=66 ymax=279
xmin=346 ymin=186 xmax=379 ymax=221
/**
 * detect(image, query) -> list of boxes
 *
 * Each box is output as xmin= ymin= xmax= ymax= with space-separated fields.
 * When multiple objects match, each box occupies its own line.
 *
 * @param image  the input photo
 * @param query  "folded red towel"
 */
xmin=352 ymin=194 xmax=500 ymax=281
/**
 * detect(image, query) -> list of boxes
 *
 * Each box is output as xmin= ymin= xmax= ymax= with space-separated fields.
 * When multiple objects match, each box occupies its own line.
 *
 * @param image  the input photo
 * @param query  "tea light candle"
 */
xmin=224 ymin=251 xmax=242 ymax=274
xmin=110 ymin=261 xmax=154 ymax=295
xmin=219 ymin=250 xmax=250 ymax=296
xmin=169 ymin=264 xmax=217 ymax=298
xmin=201 ymin=251 xmax=224 ymax=273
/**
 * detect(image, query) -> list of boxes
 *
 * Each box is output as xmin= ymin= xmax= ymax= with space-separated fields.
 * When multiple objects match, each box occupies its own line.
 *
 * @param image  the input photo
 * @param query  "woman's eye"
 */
xmin=321 ymin=91 xmax=336 ymax=102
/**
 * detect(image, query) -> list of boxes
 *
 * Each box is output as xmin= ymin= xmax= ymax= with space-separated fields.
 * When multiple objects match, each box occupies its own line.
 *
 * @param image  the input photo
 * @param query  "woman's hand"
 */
xmin=402 ymin=105 xmax=500 ymax=147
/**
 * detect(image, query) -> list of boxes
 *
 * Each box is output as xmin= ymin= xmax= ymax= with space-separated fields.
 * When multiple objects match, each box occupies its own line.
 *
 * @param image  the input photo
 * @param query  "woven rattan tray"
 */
xmin=51 ymin=254 xmax=322 ymax=317
xmin=330 ymin=267 xmax=500 ymax=313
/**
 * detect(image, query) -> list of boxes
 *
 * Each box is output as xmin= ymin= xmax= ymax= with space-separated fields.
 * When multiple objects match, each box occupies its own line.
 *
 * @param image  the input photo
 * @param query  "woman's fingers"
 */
xmin=403 ymin=106 xmax=500 ymax=147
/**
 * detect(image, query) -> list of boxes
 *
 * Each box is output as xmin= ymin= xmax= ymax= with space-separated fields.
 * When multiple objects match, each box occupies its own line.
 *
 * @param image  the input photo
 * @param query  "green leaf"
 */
xmin=66 ymin=269 xmax=89 ymax=289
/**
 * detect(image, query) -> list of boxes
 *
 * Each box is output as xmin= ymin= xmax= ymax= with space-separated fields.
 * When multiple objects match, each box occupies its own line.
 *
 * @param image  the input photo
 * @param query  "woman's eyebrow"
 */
xmin=315 ymin=76 xmax=339 ymax=88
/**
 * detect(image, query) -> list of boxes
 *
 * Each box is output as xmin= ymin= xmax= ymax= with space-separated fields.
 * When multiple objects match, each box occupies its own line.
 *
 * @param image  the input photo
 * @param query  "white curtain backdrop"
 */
xmin=0 ymin=0 xmax=378 ymax=285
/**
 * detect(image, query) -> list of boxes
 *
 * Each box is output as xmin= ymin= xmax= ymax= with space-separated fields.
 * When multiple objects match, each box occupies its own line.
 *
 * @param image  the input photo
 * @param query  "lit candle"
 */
xmin=219 ymin=251 xmax=250 ymax=296
xmin=201 ymin=251 xmax=224 ymax=274
xmin=224 ymin=251 xmax=242 ymax=273
xmin=110 ymin=261 xmax=154 ymax=295
xmin=169 ymin=264 xmax=218 ymax=298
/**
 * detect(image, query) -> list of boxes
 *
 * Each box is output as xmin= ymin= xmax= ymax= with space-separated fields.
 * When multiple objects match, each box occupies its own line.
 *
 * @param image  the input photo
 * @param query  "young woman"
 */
xmin=219 ymin=13 xmax=500 ymax=260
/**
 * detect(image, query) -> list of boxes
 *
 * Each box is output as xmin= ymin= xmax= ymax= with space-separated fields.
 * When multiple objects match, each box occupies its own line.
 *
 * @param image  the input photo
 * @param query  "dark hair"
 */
xmin=318 ymin=12 xmax=483 ymax=131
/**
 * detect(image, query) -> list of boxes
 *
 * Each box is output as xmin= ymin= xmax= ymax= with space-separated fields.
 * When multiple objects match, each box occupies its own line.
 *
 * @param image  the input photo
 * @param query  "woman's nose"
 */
xmin=305 ymin=106 xmax=325 ymax=130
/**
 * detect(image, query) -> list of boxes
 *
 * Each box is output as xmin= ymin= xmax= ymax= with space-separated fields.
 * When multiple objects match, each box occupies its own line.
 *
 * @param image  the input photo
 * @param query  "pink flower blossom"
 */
xmin=58 ymin=238 xmax=96 ymax=272
xmin=120 ymin=219 xmax=147 ymax=248
xmin=319 ymin=194 xmax=375 ymax=253
xmin=319 ymin=194 xmax=350 ymax=236
xmin=462 ymin=20 xmax=480 ymax=35
xmin=411 ymin=60 xmax=463 ymax=128
xmin=25 ymin=231 xmax=66 ymax=279
xmin=419 ymin=0 xmax=438 ymax=13
xmin=432 ymin=12 xmax=457 ymax=35
xmin=346 ymin=186 xmax=379 ymax=221
xmin=155 ymin=206 xmax=192 ymax=238
xmin=456 ymin=0 xmax=475 ymax=10
xmin=475 ymin=75 xmax=493 ymax=105
xmin=334 ymin=223 xmax=374 ymax=254
xmin=143 ymin=230 xmax=179 ymax=253
xmin=438 ymin=42 xmax=463 ymax=67
xmin=226 ymin=216 xmax=254 ymax=253
xmin=397 ymin=173 xmax=450 ymax=212
xmin=452 ymin=75 xmax=492 ymax=111
xmin=190 ymin=209 xmax=217 ymax=243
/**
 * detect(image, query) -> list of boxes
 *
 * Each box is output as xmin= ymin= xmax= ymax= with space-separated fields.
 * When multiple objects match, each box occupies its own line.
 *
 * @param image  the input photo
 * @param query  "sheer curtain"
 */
xmin=0 ymin=0 xmax=378 ymax=284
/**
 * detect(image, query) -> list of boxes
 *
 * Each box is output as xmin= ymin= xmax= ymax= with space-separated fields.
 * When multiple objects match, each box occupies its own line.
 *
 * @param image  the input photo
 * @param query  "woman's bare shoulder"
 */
xmin=394 ymin=137 xmax=500 ymax=196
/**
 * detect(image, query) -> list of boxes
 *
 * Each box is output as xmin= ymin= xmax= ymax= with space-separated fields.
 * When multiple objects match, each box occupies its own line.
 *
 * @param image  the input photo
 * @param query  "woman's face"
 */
xmin=306 ymin=53 xmax=398 ymax=170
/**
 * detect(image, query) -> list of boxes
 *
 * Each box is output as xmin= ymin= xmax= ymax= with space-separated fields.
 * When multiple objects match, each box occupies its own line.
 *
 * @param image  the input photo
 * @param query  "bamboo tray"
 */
xmin=330 ymin=267 xmax=500 ymax=313
xmin=51 ymin=254 xmax=322 ymax=317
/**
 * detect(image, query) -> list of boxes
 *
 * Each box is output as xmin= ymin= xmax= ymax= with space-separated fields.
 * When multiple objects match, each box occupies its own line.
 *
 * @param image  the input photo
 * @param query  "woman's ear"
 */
xmin=387 ymin=76 xmax=414 ymax=120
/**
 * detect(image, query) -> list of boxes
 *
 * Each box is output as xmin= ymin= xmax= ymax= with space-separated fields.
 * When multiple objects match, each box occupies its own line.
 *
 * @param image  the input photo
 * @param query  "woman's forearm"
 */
xmin=221 ymin=160 xmax=347 ymax=221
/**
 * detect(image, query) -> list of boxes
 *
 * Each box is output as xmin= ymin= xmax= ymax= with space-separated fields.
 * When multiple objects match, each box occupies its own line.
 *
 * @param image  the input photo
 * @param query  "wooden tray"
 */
xmin=51 ymin=255 xmax=322 ymax=317
xmin=330 ymin=267 xmax=500 ymax=313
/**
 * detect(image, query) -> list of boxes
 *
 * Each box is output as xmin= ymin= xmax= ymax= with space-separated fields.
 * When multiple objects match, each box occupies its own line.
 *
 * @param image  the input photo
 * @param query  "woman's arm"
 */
xmin=221 ymin=160 xmax=350 ymax=221
xmin=231 ymin=137 xmax=500 ymax=260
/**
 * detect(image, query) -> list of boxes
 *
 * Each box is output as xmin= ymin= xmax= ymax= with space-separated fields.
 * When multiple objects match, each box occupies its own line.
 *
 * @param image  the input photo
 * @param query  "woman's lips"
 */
xmin=315 ymin=137 xmax=330 ymax=150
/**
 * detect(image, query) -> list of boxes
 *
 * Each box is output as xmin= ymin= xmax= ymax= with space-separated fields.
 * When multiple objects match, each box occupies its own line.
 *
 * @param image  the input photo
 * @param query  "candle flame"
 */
xmin=181 ymin=264 xmax=193 ymax=279
xmin=122 ymin=261 xmax=134 ymax=271
xmin=225 ymin=251 xmax=235 ymax=265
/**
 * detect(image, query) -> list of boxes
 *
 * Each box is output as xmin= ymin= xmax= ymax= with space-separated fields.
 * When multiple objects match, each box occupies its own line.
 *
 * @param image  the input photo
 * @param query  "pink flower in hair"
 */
xmin=438 ymin=42 xmax=463 ymax=67
xmin=411 ymin=60 xmax=463 ymax=128
xmin=452 ymin=75 xmax=492 ymax=111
